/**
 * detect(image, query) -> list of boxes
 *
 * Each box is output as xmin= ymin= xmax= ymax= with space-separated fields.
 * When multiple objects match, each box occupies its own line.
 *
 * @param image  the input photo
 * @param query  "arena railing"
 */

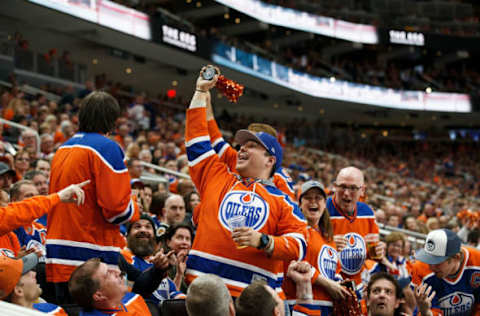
xmin=0 ymin=118 xmax=40 ymax=157
xmin=140 ymin=161 xmax=190 ymax=180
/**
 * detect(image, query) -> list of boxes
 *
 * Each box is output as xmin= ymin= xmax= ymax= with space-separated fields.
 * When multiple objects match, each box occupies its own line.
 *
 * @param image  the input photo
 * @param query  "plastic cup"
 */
xmin=227 ymin=215 xmax=247 ymax=249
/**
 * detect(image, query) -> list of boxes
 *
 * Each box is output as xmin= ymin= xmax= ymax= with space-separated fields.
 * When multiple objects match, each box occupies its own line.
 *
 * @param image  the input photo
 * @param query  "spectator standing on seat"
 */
xmin=46 ymin=91 xmax=140 ymax=304
xmin=184 ymin=66 xmax=307 ymax=297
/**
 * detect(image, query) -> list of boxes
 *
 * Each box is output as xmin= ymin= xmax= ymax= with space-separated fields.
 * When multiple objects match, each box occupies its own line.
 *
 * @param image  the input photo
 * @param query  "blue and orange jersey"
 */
xmin=292 ymin=303 xmax=329 ymax=316
xmin=33 ymin=303 xmax=68 ymax=315
xmin=186 ymin=107 xmax=307 ymax=298
xmin=283 ymin=228 xmax=339 ymax=314
xmin=121 ymin=248 xmax=152 ymax=273
xmin=207 ymin=119 xmax=296 ymax=201
xmin=79 ymin=292 xmax=150 ymax=315
xmin=47 ymin=133 xmax=140 ymax=283
xmin=410 ymin=247 xmax=480 ymax=316
xmin=120 ymin=248 xmax=184 ymax=304
xmin=327 ymin=196 xmax=379 ymax=286
xmin=15 ymin=221 xmax=48 ymax=261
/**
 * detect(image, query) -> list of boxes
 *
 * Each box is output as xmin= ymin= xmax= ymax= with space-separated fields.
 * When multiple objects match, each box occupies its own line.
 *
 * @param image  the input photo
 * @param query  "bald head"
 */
xmin=164 ymin=194 xmax=186 ymax=226
xmin=334 ymin=166 xmax=365 ymax=213
xmin=336 ymin=167 xmax=364 ymax=186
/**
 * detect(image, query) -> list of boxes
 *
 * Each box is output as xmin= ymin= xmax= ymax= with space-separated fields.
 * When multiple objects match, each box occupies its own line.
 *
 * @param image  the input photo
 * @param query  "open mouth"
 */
xmin=308 ymin=207 xmax=319 ymax=212
xmin=238 ymin=153 xmax=249 ymax=161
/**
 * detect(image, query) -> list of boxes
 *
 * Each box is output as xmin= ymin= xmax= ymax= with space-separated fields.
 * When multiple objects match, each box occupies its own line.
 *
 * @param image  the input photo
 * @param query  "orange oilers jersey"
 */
xmin=327 ymin=196 xmax=379 ymax=287
xmin=46 ymin=133 xmax=140 ymax=283
xmin=283 ymin=228 xmax=339 ymax=314
xmin=186 ymin=108 xmax=308 ymax=298
xmin=79 ymin=292 xmax=151 ymax=316
xmin=410 ymin=247 xmax=480 ymax=316
xmin=207 ymin=119 xmax=297 ymax=201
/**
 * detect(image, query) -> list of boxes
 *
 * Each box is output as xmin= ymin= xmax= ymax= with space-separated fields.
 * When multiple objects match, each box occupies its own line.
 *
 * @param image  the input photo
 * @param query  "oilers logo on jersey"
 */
xmin=339 ymin=232 xmax=367 ymax=275
xmin=438 ymin=292 xmax=474 ymax=316
xmin=318 ymin=245 xmax=338 ymax=280
xmin=218 ymin=191 xmax=270 ymax=231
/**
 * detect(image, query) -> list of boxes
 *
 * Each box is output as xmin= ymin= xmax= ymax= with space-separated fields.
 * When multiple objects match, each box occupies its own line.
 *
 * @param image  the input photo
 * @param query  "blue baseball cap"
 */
xmin=415 ymin=229 xmax=462 ymax=265
xmin=234 ymin=129 xmax=283 ymax=171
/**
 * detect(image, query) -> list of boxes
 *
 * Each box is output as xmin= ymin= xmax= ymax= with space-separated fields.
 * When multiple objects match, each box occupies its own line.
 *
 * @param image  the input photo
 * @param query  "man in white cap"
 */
xmin=0 ymin=254 xmax=67 ymax=315
xmin=410 ymin=228 xmax=480 ymax=316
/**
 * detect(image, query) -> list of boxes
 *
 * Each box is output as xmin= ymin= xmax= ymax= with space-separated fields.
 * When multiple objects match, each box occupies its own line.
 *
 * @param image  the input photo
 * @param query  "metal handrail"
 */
xmin=0 ymin=118 xmax=40 ymax=156
xmin=140 ymin=161 xmax=191 ymax=180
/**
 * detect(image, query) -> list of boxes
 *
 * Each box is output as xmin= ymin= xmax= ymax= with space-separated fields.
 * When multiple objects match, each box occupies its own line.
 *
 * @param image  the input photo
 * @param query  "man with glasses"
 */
xmin=184 ymin=66 xmax=307 ymax=298
xmin=327 ymin=167 xmax=384 ymax=293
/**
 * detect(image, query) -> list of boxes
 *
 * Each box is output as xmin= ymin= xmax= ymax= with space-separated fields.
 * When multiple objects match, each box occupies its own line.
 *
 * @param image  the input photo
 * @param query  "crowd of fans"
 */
xmin=1 ymin=56 xmax=480 ymax=316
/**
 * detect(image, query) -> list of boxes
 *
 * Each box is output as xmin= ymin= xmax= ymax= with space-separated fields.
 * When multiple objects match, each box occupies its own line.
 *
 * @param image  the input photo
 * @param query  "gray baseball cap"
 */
xmin=299 ymin=180 xmax=327 ymax=201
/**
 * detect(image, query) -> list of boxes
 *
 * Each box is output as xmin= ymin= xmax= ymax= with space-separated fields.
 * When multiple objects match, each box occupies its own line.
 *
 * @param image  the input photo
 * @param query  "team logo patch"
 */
xmin=0 ymin=248 xmax=15 ymax=258
xmin=219 ymin=191 xmax=269 ymax=232
xmin=438 ymin=292 xmax=474 ymax=315
xmin=318 ymin=245 xmax=338 ymax=280
xmin=426 ymin=240 xmax=435 ymax=252
xmin=470 ymin=272 xmax=480 ymax=288
xmin=339 ymin=233 xmax=366 ymax=275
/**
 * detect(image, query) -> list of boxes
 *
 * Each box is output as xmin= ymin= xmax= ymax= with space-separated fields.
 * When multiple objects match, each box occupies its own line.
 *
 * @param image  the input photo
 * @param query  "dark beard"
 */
xmin=127 ymin=235 xmax=156 ymax=258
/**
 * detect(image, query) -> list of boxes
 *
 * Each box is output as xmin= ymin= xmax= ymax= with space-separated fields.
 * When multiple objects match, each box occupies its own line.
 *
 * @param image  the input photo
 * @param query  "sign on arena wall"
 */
xmin=212 ymin=42 xmax=471 ymax=113
xmin=28 ymin=0 xmax=151 ymax=40
xmin=214 ymin=0 xmax=378 ymax=44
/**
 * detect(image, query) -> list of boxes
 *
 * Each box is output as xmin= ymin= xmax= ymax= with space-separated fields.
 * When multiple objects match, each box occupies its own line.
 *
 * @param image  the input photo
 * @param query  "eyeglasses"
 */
xmin=334 ymin=183 xmax=362 ymax=192
xmin=16 ymin=157 xmax=30 ymax=162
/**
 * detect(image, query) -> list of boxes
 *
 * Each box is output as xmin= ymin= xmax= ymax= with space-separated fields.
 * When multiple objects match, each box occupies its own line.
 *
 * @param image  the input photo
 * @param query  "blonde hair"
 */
xmin=247 ymin=123 xmax=278 ymax=138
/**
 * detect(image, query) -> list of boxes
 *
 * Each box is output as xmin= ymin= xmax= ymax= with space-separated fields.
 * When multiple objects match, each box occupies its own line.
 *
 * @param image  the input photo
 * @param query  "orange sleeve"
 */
xmin=0 ymin=194 xmax=60 ymax=236
xmin=207 ymin=118 xmax=238 ymax=171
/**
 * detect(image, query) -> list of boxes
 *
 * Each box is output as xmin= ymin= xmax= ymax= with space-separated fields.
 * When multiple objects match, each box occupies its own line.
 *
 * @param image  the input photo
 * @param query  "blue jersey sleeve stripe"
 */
xmin=187 ymin=140 xmax=214 ymax=162
xmin=46 ymin=244 xmax=120 ymax=265
xmin=188 ymin=150 xmax=216 ymax=167
xmin=186 ymin=253 xmax=283 ymax=291
xmin=108 ymin=199 xmax=135 ymax=225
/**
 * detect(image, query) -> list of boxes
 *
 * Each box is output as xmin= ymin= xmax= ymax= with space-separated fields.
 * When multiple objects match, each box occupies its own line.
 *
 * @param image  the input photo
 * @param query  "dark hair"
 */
xmin=367 ymin=272 xmax=402 ymax=300
xmin=163 ymin=223 xmax=194 ymax=244
xmin=235 ymin=280 xmax=276 ymax=316
xmin=468 ymin=229 xmax=480 ymax=245
xmin=23 ymin=170 xmax=45 ymax=180
xmin=184 ymin=191 xmax=200 ymax=213
xmin=78 ymin=91 xmax=120 ymax=134
xmin=32 ymin=158 xmax=50 ymax=169
xmin=68 ymin=258 xmax=102 ymax=310
xmin=150 ymin=191 xmax=169 ymax=216
xmin=299 ymin=191 xmax=333 ymax=242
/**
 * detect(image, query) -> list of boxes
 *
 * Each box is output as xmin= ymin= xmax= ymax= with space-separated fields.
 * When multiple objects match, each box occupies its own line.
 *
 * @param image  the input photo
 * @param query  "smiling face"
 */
xmin=235 ymin=140 xmax=274 ymax=179
xmin=300 ymin=188 xmax=326 ymax=227
xmin=367 ymin=278 xmax=399 ymax=316
xmin=127 ymin=219 xmax=156 ymax=258
xmin=167 ymin=227 xmax=192 ymax=253
xmin=387 ymin=239 xmax=404 ymax=260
